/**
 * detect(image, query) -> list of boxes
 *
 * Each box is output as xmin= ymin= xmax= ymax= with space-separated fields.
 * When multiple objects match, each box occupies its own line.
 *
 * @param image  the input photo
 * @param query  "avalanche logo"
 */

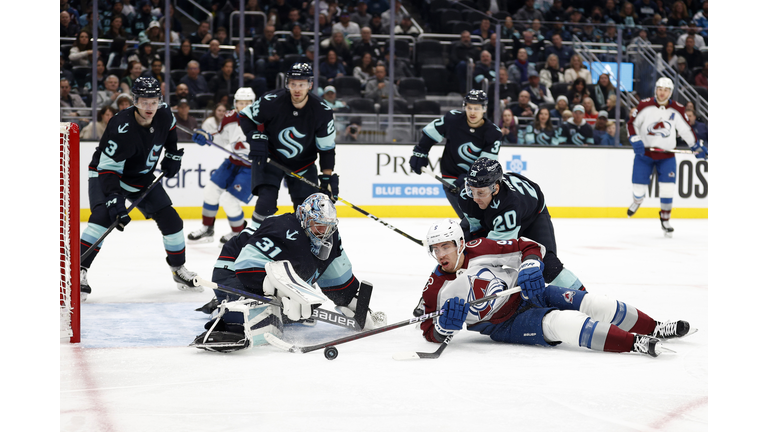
xmin=647 ymin=120 xmax=672 ymax=138
xmin=456 ymin=142 xmax=483 ymax=171
xmin=277 ymin=127 xmax=305 ymax=158
xmin=468 ymin=269 xmax=507 ymax=320
xmin=562 ymin=290 xmax=576 ymax=304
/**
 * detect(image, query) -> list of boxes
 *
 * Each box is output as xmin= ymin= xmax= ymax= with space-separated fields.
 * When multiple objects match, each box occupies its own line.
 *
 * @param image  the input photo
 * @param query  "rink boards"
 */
xmin=78 ymin=142 xmax=708 ymax=220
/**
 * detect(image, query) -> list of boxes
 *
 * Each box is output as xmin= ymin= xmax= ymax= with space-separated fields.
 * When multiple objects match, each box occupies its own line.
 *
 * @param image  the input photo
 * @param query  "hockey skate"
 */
xmin=632 ymin=335 xmax=662 ymax=357
xmin=80 ymin=268 xmax=91 ymax=302
xmin=653 ymin=320 xmax=697 ymax=340
xmin=191 ymin=329 xmax=249 ymax=353
xmin=219 ymin=231 xmax=238 ymax=246
xmin=659 ymin=211 xmax=674 ymax=237
xmin=171 ymin=264 xmax=203 ymax=292
xmin=627 ymin=201 xmax=641 ymax=217
xmin=187 ymin=225 xmax=214 ymax=243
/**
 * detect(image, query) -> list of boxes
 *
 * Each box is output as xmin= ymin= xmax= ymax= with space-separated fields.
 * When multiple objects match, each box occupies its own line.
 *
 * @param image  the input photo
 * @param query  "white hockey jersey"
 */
xmin=627 ymin=98 xmax=697 ymax=151
xmin=213 ymin=110 xmax=251 ymax=167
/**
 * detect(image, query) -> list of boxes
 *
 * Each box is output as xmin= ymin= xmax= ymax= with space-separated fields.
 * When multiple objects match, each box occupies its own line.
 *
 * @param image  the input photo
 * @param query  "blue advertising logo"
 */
xmin=506 ymin=155 xmax=527 ymax=173
xmin=373 ymin=184 xmax=446 ymax=198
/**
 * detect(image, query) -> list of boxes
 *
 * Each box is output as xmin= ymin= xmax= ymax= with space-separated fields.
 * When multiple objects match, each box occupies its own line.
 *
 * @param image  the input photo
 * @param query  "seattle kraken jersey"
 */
xmin=216 ymin=213 xmax=354 ymax=298
xmin=559 ymin=119 xmax=594 ymax=146
xmin=238 ymin=88 xmax=336 ymax=172
xmin=88 ymin=104 xmax=178 ymax=195
xmin=419 ymin=110 xmax=502 ymax=182
xmin=517 ymin=124 xmax=560 ymax=145
xmin=458 ymin=172 xmax=547 ymax=241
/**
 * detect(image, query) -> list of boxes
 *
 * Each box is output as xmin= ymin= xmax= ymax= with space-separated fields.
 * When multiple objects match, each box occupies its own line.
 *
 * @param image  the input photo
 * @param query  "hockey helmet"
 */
xmin=425 ymin=219 xmax=466 ymax=264
xmin=234 ymin=87 xmax=256 ymax=102
xmin=466 ymin=157 xmax=503 ymax=190
xmin=286 ymin=62 xmax=314 ymax=83
xmin=297 ymin=193 xmax=338 ymax=260
xmin=655 ymin=77 xmax=674 ymax=103
xmin=463 ymin=89 xmax=488 ymax=109
xmin=131 ymin=76 xmax=162 ymax=100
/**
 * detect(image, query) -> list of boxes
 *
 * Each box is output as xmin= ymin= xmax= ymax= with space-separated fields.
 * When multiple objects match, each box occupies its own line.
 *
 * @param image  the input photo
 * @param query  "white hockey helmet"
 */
xmin=297 ymin=193 xmax=339 ymax=260
xmin=234 ymin=87 xmax=256 ymax=102
xmin=655 ymin=77 xmax=674 ymax=103
xmin=425 ymin=219 xmax=466 ymax=260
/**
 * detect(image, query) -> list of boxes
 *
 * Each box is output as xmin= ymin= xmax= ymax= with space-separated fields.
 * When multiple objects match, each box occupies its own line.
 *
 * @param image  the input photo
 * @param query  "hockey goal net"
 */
xmin=61 ymin=122 xmax=80 ymax=343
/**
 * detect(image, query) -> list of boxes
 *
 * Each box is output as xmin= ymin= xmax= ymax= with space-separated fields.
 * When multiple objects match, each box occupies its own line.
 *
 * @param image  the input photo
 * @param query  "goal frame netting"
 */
xmin=61 ymin=122 xmax=80 ymax=343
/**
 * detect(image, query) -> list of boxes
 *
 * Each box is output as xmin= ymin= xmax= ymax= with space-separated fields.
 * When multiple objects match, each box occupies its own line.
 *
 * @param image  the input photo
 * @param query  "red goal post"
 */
xmin=60 ymin=122 xmax=80 ymax=343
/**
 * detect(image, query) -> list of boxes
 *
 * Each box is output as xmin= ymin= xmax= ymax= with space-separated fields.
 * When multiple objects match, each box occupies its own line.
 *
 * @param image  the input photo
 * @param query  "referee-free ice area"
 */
xmin=62 ymin=217 xmax=708 ymax=432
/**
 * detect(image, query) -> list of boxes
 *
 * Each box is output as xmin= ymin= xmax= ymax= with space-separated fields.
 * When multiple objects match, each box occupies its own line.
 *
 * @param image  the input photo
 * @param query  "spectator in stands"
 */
xmin=523 ymin=70 xmax=554 ymax=106
xmin=199 ymin=39 xmax=226 ymax=72
xmin=96 ymin=74 xmax=122 ymax=109
xmin=395 ymin=15 xmax=420 ymax=36
xmin=189 ymin=20 xmax=213 ymax=45
xmin=567 ymin=8 xmax=587 ymax=38
xmin=550 ymin=95 xmax=570 ymax=121
xmin=545 ymin=17 xmax=572 ymax=42
xmin=333 ymin=11 xmax=361 ymax=37
xmin=508 ymin=48 xmax=537 ymax=86
xmin=580 ymin=19 xmax=603 ymax=43
xmin=592 ymin=109 xmax=609 ymax=142
xmin=650 ymin=25 xmax=674 ymax=46
xmin=172 ymin=39 xmax=199 ymax=71
xmin=685 ymin=102 xmax=707 ymax=144
xmin=202 ymin=102 xmax=227 ymax=133
xmin=352 ymin=26 xmax=382 ymax=61
xmin=115 ymin=93 xmax=133 ymax=111
xmin=564 ymin=54 xmax=590 ymax=84
xmin=281 ymin=8 xmax=304 ymax=31
xmin=635 ymin=0 xmax=660 ymax=22
xmin=501 ymin=16 xmax=521 ymax=42
xmin=600 ymin=21 xmax=619 ymax=53
xmin=544 ymin=0 xmax=568 ymax=22
xmin=582 ymin=97 xmax=599 ymax=125
xmin=450 ymin=31 xmax=481 ymax=94
xmin=560 ymin=104 xmax=594 ymax=145
xmin=381 ymin=0 xmax=404 ymax=29
xmin=518 ymin=30 xmax=544 ymax=63
xmin=600 ymin=120 xmax=618 ymax=146
xmin=561 ymin=109 xmax=573 ymax=123
xmin=104 ymin=15 xmax=128 ymax=40
xmin=518 ymin=107 xmax=560 ymax=145
xmin=369 ymin=13 xmax=384 ymax=35
xmin=69 ymin=30 xmax=94 ymax=68
xmin=514 ymin=0 xmax=545 ymax=23
xmin=692 ymin=1 xmax=708 ymax=39
xmin=282 ymin=22 xmax=312 ymax=56
xmin=171 ymin=83 xmax=197 ymax=109
xmin=253 ymin=25 xmax=281 ymax=87
xmin=363 ymin=64 xmax=401 ymax=104
xmin=603 ymin=0 xmax=621 ymax=24
xmin=61 ymin=10 xmax=80 ymax=37
xmin=136 ymin=40 xmax=160 ymax=70
xmin=500 ymin=108 xmax=518 ymax=144
xmin=529 ymin=19 xmax=546 ymax=43
xmin=472 ymin=18 xmax=495 ymax=43
xmin=675 ymin=22 xmax=707 ymax=50
xmin=566 ymin=77 xmax=590 ymax=106
xmin=658 ymin=40 xmax=678 ymax=68
xmin=365 ymin=0 xmax=390 ymax=17
xmin=342 ymin=116 xmax=363 ymax=142
xmin=542 ymin=34 xmax=574 ymax=72
xmin=138 ymin=19 xmax=162 ymax=44
xmin=618 ymin=2 xmax=638 ymax=37
xmin=482 ymin=33 xmax=511 ymax=64
xmin=351 ymin=0 xmax=372 ymax=28
xmin=120 ymin=60 xmax=144 ymax=95
xmin=472 ymin=50 xmax=496 ymax=90
xmin=675 ymin=57 xmax=695 ymax=84
xmin=353 ymin=52 xmax=376 ymax=83
xmin=323 ymin=31 xmax=353 ymax=71
xmin=593 ymin=73 xmax=615 ymax=111
xmin=180 ymin=60 xmax=210 ymax=99
xmin=630 ymin=27 xmax=651 ymax=46
xmin=208 ymin=58 xmax=237 ymax=96
xmin=322 ymin=86 xmax=347 ymax=110
xmin=83 ymin=58 xmax=108 ymax=95
xmin=695 ymin=61 xmax=707 ymax=88
xmin=666 ymin=1 xmax=689 ymax=27
xmin=174 ymin=99 xmax=198 ymax=140
xmin=81 ymin=105 xmax=117 ymax=140
xmin=508 ymin=90 xmax=536 ymax=118
xmin=60 ymin=78 xmax=87 ymax=118
xmin=213 ymin=26 xmax=229 ymax=46
xmin=539 ymin=54 xmax=564 ymax=89
xmin=382 ymin=46 xmax=415 ymax=84
xmin=131 ymin=1 xmax=154 ymax=37
xmin=487 ymin=67 xmax=518 ymax=120
xmin=320 ymin=50 xmax=348 ymax=84
xmin=604 ymin=94 xmax=627 ymax=120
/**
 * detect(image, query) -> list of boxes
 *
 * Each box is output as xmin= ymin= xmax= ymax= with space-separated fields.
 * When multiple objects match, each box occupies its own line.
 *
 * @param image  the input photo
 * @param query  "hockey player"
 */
xmin=408 ymin=90 xmax=503 ymax=218
xmin=626 ymin=77 xmax=708 ymax=236
xmin=420 ymin=219 xmax=695 ymax=357
xmin=238 ymin=63 xmax=340 ymax=229
xmin=192 ymin=193 xmax=386 ymax=352
xmin=458 ymin=157 xmax=585 ymax=292
xmin=559 ymin=104 xmax=595 ymax=145
xmin=79 ymin=77 xmax=199 ymax=300
xmin=187 ymin=87 xmax=257 ymax=245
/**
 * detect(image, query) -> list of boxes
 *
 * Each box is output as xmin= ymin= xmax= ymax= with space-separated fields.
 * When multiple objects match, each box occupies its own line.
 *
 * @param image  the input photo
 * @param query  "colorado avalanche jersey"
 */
xmin=420 ymin=237 xmax=545 ymax=342
xmin=627 ymin=98 xmax=696 ymax=153
xmin=238 ymin=88 xmax=336 ymax=172
xmin=559 ymin=118 xmax=594 ymax=145
xmin=419 ymin=110 xmax=502 ymax=183
xmin=88 ymin=104 xmax=177 ymax=195
xmin=458 ymin=172 xmax=547 ymax=241
xmin=215 ymin=213 xmax=355 ymax=297
xmin=213 ymin=109 xmax=251 ymax=167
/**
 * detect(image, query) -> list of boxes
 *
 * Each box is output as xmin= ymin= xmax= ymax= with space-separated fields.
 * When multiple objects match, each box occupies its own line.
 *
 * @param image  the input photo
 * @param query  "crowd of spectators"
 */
xmin=61 ymin=0 xmax=708 ymax=145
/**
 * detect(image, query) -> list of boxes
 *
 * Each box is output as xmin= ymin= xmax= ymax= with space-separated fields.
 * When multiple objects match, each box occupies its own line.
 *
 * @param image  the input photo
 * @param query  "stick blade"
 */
xmin=392 ymin=351 xmax=422 ymax=361
xmin=264 ymin=333 xmax=297 ymax=352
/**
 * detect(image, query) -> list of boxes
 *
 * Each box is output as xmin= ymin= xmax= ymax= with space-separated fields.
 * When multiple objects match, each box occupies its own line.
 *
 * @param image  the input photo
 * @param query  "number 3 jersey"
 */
xmin=419 ymin=110 xmax=502 ymax=183
xmin=238 ymin=88 xmax=336 ymax=172
xmin=458 ymin=172 xmax=547 ymax=241
xmin=87 ymin=104 xmax=177 ymax=196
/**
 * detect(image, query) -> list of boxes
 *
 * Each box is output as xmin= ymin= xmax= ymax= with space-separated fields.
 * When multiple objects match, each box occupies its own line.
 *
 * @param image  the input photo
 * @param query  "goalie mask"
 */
xmin=425 ymin=219 xmax=465 ymax=272
xmin=297 ymin=193 xmax=339 ymax=260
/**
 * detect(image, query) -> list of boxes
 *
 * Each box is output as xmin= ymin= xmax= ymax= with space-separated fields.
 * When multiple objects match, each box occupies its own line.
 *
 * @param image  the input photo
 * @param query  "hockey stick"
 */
xmin=193 ymin=276 xmax=363 ymax=331
xmin=649 ymin=147 xmax=695 ymax=154
xmin=176 ymin=123 xmax=425 ymax=247
xmin=264 ymin=287 xmax=521 ymax=356
xmin=424 ymin=169 xmax=458 ymax=194
xmin=392 ymin=334 xmax=454 ymax=361
xmin=81 ymin=174 xmax=165 ymax=261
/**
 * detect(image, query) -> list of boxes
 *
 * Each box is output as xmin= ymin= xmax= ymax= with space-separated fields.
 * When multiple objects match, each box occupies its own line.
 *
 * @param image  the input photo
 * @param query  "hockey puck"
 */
xmin=324 ymin=346 xmax=338 ymax=360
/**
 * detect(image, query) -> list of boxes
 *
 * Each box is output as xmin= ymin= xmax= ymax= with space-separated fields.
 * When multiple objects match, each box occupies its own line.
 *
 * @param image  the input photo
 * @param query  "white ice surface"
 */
xmin=58 ymin=217 xmax=711 ymax=431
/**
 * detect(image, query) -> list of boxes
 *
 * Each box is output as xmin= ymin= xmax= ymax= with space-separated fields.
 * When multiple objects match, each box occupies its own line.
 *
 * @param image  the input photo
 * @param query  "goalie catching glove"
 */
xmin=263 ymin=260 xmax=329 ymax=321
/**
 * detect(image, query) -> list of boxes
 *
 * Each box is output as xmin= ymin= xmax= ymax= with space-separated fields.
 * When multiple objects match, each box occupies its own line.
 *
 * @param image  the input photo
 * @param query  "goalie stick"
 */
xmin=175 ymin=124 xmax=424 ymax=247
xmin=81 ymin=174 xmax=164 ymax=261
xmin=193 ymin=277 xmax=363 ymax=331
xmin=264 ymin=286 xmax=522 ymax=355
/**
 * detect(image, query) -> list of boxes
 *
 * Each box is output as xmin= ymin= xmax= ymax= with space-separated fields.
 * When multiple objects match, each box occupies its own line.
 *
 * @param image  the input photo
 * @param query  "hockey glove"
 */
xmin=435 ymin=297 xmax=470 ymax=336
xmin=105 ymin=193 xmax=131 ymax=231
xmin=409 ymin=145 xmax=430 ymax=174
xmin=192 ymin=129 xmax=213 ymax=146
xmin=691 ymin=140 xmax=708 ymax=160
xmin=249 ymin=141 xmax=269 ymax=171
xmin=518 ymin=260 xmax=546 ymax=307
xmin=161 ymin=148 xmax=184 ymax=178
xmin=629 ymin=136 xmax=646 ymax=156
xmin=319 ymin=173 xmax=339 ymax=200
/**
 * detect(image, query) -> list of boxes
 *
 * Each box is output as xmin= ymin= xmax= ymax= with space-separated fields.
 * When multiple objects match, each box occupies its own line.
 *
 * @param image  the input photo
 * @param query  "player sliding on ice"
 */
xmin=192 ymin=193 xmax=386 ymax=352
xmin=626 ymin=77 xmax=708 ymax=236
xmin=419 ymin=219 xmax=695 ymax=357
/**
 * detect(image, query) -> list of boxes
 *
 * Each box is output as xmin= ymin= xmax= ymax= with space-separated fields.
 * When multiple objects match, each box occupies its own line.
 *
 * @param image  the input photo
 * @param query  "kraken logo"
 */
xmin=456 ymin=141 xmax=483 ymax=171
xmin=277 ymin=127 xmax=306 ymax=158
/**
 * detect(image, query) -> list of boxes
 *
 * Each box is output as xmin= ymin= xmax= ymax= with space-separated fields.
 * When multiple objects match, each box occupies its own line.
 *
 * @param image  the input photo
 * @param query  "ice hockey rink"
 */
xmin=52 ymin=216 xmax=716 ymax=432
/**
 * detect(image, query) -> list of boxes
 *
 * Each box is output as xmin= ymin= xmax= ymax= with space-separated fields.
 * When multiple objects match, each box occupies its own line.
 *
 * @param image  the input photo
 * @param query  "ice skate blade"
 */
xmin=664 ymin=231 xmax=673 ymax=238
xmin=177 ymin=283 xmax=204 ymax=292
xmin=187 ymin=236 xmax=215 ymax=244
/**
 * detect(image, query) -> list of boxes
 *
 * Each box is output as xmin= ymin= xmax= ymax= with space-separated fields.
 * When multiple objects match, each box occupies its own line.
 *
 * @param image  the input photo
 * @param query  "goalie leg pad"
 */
xmin=264 ymin=260 xmax=329 ymax=321
xmin=334 ymin=280 xmax=387 ymax=329
xmin=223 ymin=299 xmax=284 ymax=347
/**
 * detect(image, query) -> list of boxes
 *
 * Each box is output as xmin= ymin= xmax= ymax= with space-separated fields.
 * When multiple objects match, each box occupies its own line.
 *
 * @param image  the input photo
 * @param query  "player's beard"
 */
xmin=291 ymin=91 xmax=309 ymax=106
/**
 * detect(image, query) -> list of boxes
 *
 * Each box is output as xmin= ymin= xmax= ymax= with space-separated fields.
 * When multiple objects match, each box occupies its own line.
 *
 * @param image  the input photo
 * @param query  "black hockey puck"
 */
xmin=324 ymin=346 xmax=338 ymax=360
